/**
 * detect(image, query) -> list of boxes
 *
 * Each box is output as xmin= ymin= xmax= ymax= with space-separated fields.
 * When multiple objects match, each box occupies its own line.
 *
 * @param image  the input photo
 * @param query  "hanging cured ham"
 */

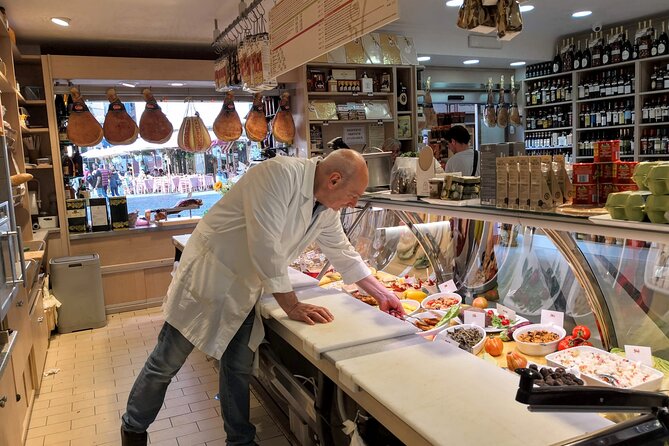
xmin=483 ymin=78 xmax=497 ymax=128
xmin=509 ymin=75 xmax=521 ymax=126
xmin=244 ymin=93 xmax=268 ymax=142
xmin=213 ymin=91 xmax=242 ymax=142
xmin=139 ymin=89 xmax=173 ymax=144
xmin=66 ymin=87 xmax=104 ymax=147
xmin=496 ymin=75 xmax=508 ymax=129
xmin=423 ymin=77 xmax=438 ymax=130
xmin=178 ymin=112 xmax=211 ymax=152
xmin=271 ymin=92 xmax=295 ymax=144
xmin=103 ymin=88 xmax=139 ymax=145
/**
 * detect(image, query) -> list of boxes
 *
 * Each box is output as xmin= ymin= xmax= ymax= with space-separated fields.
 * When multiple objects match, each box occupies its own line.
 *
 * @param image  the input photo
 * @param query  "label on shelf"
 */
xmin=464 ymin=310 xmax=485 ymax=328
xmin=624 ymin=345 xmax=653 ymax=367
xmin=540 ymin=309 xmax=564 ymax=328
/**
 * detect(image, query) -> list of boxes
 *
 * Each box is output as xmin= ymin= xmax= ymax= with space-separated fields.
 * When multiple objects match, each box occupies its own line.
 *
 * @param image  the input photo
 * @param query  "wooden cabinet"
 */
xmin=0 ymin=363 xmax=22 ymax=446
xmin=30 ymin=288 xmax=48 ymax=384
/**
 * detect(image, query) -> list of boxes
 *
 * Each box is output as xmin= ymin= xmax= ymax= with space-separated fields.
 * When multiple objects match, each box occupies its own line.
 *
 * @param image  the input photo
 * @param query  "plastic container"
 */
xmin=624 ymin=192 xmax=650 ymax=222
xmin=435 ymin=324 xmax=486 ymax=355
xmin=632 ymin=161 xmax=661 ymax=190
xmin=408 ymin=310 xmax=448 ymax=336
xmin=512 ymin=323 xmax=566 ymax=356
xmin=646 ymin=165 xmax=669 ymax=195
xmin=646 ymin=195 xmax=669 ymax=224
xmin=545 ymin=346 xmax=664 ymax=391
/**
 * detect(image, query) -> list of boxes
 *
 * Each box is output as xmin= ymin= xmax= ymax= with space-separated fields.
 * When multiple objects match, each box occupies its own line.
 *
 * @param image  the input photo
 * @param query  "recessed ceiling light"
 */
xmin=572 ymin=10 xmax=592 ymax=18
xmin=169 ymin=82 xmax=185 ymax=87
xmin=510 ymin=61 xmax=526 ymax=66
xmin=120 ymin=82 xmax=136 ymax=88
xmin=463 ymin=59 xmax=480 ymax=65
xmin=445 ymin=0 xmax=463 ymax=7
xmin=417 ymin=56 xmax=431 ymax=62
xmin=51 ymin=17 xmax=70 ymax=27
xmin=519 ymin=4 xmax=534 ymax=12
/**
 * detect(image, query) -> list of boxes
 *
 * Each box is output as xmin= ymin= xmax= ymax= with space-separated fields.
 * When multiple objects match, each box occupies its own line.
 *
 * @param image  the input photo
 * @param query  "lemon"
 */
xmin=404 ymin=289 xmax=427 ymax=302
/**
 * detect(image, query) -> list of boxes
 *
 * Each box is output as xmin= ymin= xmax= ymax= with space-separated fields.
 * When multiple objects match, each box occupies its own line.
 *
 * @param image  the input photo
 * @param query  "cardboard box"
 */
xmin=542 ymin=155 xmax=563 ymax=206
xmin=553 ymin=155 xmax=573 ymax=204
xmin=573 ymin=184 xmax=597 ymax=206
xmin=573 ymin=163 xmax=596 ymax=184
xmin=66 ymin=199 xmax=87 ymax=233
xmin=613 ymin=161 xmax=638 ymax=184
xmin=517 ymin=156 xmax=530 ymax=210
xmin=496 ymin=158 xmax=508 ymax=208
xmin=507 ymin=157 xmax=520 ymax=209
xmin=529 ymin=156 xmax=553 ymax=211
xmin=415 ymin=146 xmax=436 ymax=197
xmin=594 ymin=140 xmax=620 ymax=162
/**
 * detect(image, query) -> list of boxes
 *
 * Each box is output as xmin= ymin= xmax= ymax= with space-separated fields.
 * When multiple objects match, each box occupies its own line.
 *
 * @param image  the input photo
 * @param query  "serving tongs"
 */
xmin=515 ymin=368 xmax=669 ymax=445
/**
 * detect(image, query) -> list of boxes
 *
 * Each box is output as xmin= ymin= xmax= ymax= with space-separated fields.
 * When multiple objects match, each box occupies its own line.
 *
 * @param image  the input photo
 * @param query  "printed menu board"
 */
xmin=269 ymin=0 xmax=399 ymax=77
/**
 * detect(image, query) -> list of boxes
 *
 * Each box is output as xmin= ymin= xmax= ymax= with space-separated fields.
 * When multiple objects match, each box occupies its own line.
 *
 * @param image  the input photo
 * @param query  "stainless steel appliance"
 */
xmin=361 ymin=149 xmax=392 ymax=191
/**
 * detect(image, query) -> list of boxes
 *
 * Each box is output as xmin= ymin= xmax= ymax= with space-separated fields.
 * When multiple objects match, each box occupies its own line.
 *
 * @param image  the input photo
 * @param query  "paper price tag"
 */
xmin=464 ymin=310 xmax=485 ymax=328
xmin=438 ymin=280 xmax=457 ymax=293
xmin=624 ymin=345 xmax=653 ymax=367
xmin=540 ymin=309 xmax=564 ymax=328
xmin=496 ymin=303 xmax=516 ymax=322
xmin=443 ymin=336 xmax=461 ymax=348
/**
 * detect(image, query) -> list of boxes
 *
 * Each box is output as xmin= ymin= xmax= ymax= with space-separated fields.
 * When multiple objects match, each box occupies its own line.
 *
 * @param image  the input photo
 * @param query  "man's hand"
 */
xmin=274 ymin=291 xmax=334 ymax=325
xmin=355 ymin=274 xmax=405 ymax=318
xmin=285 ymin=302 xmax=334 ymax=325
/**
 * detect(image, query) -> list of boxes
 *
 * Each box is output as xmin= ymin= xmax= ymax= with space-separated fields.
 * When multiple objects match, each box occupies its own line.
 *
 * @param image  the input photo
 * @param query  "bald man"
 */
xmin=121 ymin=150 xmax=404 ymax=446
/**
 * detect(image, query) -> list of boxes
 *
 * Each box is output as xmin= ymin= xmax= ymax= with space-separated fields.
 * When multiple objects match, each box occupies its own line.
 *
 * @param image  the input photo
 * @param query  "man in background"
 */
xmin=444 ymin=125 xmax=479 ymax=176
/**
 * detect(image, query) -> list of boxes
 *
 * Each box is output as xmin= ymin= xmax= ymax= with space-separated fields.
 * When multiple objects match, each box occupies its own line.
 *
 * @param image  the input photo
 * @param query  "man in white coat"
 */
xmin=121 ymin=150 xmax=404 ymax=446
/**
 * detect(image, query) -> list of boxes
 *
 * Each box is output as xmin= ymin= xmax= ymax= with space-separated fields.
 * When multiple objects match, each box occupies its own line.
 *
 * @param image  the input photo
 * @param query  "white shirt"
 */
xmin=163 ymin=157 xmax=370 ymax=358
xmin=445 ymin=149 xmax=479 ymax=176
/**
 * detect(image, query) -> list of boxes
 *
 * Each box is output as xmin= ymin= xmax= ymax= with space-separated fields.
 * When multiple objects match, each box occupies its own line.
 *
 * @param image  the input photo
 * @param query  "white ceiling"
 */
xmin=6 ymin=0 xmax=669 ymax=68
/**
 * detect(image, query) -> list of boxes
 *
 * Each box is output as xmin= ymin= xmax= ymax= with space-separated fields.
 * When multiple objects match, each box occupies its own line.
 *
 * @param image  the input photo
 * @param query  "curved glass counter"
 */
xmin=333 ymin=197 xmax=669 ymax=360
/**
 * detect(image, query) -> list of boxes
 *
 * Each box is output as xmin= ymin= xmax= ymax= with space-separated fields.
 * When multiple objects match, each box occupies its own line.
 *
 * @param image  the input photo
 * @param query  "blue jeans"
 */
xmin=122 ymin=311 xmax=257 ymax=445
xmin=96 ymin=186 xmax=107 ymax=198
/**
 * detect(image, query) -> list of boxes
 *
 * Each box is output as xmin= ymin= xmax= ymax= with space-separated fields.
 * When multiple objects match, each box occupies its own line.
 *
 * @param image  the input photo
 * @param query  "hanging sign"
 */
xmin=269 ymin=0 xmax=399 ymax=78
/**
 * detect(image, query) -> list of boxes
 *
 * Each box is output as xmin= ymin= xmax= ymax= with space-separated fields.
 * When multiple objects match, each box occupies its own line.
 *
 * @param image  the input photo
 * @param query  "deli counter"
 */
xmin=173 ymin=196 xmax=669 ymax=445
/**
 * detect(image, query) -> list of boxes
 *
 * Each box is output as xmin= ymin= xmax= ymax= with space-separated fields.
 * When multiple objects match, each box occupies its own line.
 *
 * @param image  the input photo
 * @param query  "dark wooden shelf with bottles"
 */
xmin=639 ymin=121 xmax=669 ymax=127
xmin=576 ymin=93 xmax=636 ymax=103
xmin=640 ymin=88 xmax=669 ymax=96
xmin=525 ymin=126 xmax=572 ymax=133
xmin=524 ymin=100 xmax=572 ymax=109
xmin=576 ymin=59 xmax=636 ymax=74
xmin=525 ymin=146 xmax=573 ymax=151
xmin=523 ymin=71 xmax=572 ymax=83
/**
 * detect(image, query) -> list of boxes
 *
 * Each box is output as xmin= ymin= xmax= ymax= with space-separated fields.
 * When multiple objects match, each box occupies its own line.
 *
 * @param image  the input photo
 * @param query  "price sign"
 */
xmin=438 ymin=280 xmax=457 ymax=293
xmin=496 ymin=303 xmax=516 ymax=322
xmin=624 ymin=345 xmax=653 ymax=367
xmin=464 ymin=310 xmax=485 ymax=328
xmin=540 ymin=309 xmax=564 ymax=328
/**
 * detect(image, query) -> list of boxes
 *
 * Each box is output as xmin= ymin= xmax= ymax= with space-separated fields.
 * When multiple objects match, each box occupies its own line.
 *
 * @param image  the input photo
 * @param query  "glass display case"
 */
xmin=307 ymin=198 xmax=669 ymax=360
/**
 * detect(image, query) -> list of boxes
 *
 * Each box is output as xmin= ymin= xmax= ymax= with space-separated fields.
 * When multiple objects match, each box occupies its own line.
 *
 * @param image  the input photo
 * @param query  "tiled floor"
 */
xmin=26 ymin=307 xmax=291 ymax=446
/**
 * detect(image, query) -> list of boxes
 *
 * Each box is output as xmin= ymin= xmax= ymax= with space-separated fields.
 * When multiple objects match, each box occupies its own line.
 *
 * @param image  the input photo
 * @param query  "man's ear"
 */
xmin=329 ymin=172 xmax=342 ymax=187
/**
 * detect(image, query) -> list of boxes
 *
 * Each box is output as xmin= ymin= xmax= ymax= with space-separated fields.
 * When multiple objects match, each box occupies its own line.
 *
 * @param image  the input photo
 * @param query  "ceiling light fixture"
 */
xmin=572 ymin=10 xmax=592 ymax=18
xmin=51 ymin=17 xmax=70 ymax=27
xmin=445 ymin=0 xmax=463 ymax=7
xmin=120 ymin=82 xmax=136 ymax=88
xmin=519 ymin=4 xmax=534 ymax=12
xmin=169 ymin=82 xmax=185 ymax=87
xmin=510 ymin=61 xmax=526 ymax=66
xmin=463 ymin=59 xmax=480 ymax=65
xmin=417 ymin=56 xmax=431 ymax=62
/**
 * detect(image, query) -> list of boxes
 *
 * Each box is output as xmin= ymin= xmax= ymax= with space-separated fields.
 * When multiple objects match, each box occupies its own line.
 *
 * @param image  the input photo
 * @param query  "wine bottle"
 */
xmin=611 ymin=27 xmax=622 ymax=64
xmin=622 ymin=29 xmax=633 ymax=61
xmin=552 ymin=44 xmax=563 ymax=74
xmin=564 ymin=38 xmax=575 ymax=71
xmin=582 ymin=37 xmax=592 ymax=68
xmin=592 ymin=33 xmax=603 ymax=67
xmin=602 ymin=30 xmax=612 ymax=65
xmin=574 ymin=40 xmax=582 ymax=70
xmin=651 ymin=29 xmax=659 ymax=57
xmin=659 ymin=22 xmax=668 ymax=55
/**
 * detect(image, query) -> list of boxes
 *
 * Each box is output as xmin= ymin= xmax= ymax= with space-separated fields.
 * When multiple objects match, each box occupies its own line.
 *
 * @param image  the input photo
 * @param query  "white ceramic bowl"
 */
xmin=407 ymin=310 xmax=447 ymax=336
xmin=512 ymin=323 xmax=566 ymax=356
xmin=420 ymin=292 xmax=462 ymax=311
xmin=435 ymin=324 xmax=486 ymax=355
xmin=399 ymin=299 xmax=421 ymax=316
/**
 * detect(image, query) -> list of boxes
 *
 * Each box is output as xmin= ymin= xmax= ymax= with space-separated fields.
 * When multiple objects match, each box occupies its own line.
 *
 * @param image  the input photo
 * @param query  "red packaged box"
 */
xmin=596 ymin=162 xmax=614 ymax=183
xmin=573 ymin=183 xmax=598 ymax=206
xmin=613 ymin=161 xmax=638 ymax=184
xmin=572 ymin=163 xmax=596 ymax=184
xmin=598 ymin=182 xmax=616 ymax=205
xmin=615 ymin=184 xmax=639 ymax=192
xmin=594 ymin=140 xmax=620 ymax=163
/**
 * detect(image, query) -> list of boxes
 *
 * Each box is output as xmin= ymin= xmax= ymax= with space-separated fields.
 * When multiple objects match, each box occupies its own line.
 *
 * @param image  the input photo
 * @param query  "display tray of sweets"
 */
xmin=545 ymin=345 xmax=664 ymax=391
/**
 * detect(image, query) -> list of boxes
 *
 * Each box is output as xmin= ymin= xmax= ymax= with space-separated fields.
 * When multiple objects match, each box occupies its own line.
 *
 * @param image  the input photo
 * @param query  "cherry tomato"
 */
xmin=572 ymin=325 xmax=591 ymax=340
xmin=502 ymin=319 xmax=510 ymax=326
xmin=487 ymin=310 xmax=494 ymax=315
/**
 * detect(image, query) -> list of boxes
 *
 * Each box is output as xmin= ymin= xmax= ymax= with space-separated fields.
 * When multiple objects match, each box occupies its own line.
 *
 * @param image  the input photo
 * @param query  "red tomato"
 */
xmin=502 ymin=319 xmax=510 ymax=326
xmin=572 ymin=325 xmax=591 ymax=340
xmin=558 ymin=335 xmax=576 ymax=351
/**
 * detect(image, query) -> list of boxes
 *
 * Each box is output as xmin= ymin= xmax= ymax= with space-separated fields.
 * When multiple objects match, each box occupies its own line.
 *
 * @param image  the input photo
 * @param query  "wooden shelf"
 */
xmin=639 ymin=154 xmax=669 ymax=158
xmin=576 ymin=93 xmax=635 ymax=104
xmin=525 ymin=100 xmax=572 ymax=109
xmin=22 ymin=100 xmax=47 ymax=106
xmin=524 ymin=71 xmax=573 ymax=82
xmin=0 ymin=71 xmax=12 ymax=92
xmin=525 ymin=126 xmax=572 ymax=133
xmin=575 ymin=156 xmax=594 ymax=160
xmin=26 ymin=164 xmax=53 ymax=170
xmin=17 ymin=92 xmax=26 ymax=104
xmin=308 ymin=91 xmax=392 ymax=97
xmin=577 ymin=59 xmax=635 ymax=74
xmin=398 ymin=137 xmax=413 ymax=141
xmin=639 ymin=88 xmax=669 ymax=96
xmin=309 ymin=119 xmax=393 ymax=124
xmin=639 ymin=121 xmax=669 ymax=127
xmin=397 ymin=111 xmax=413 ymax=115
xmin=577 ymin=124 xmax=634 ymax=131
xmin=21 ymin=127 xmax=50 ymax=134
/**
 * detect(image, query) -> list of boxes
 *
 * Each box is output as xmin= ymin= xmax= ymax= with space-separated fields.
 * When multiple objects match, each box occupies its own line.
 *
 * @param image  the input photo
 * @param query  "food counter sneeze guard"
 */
xmin=326 ymin=198 xmax=669 ymax=360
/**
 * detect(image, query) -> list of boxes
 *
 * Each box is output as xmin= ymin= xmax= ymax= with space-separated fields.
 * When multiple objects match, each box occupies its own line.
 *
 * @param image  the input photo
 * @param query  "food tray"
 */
xmin=545 ymin=346 xmax=664 ymax=391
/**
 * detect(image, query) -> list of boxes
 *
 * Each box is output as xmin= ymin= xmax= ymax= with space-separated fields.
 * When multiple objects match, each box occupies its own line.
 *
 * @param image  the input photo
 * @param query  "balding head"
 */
xmin=314 ymin=149 xmax=368 ymax=211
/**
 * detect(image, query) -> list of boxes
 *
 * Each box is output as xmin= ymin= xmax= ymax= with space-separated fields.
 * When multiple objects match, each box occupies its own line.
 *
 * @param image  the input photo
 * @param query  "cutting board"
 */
xmin=266 ymin=292 xmax=416 ymax=360
xmin=335 ymin=342 xmax=612 ymax=446
xmin=259 ymin=286 xmax=341 ymax=318
xmin=287 ymin=267 xmax=319 ymax=289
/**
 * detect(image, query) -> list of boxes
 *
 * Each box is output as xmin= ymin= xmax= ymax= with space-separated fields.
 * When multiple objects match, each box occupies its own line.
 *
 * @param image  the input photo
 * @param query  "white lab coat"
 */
xmin=163 ymin=157 xmax=371 ymax=359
